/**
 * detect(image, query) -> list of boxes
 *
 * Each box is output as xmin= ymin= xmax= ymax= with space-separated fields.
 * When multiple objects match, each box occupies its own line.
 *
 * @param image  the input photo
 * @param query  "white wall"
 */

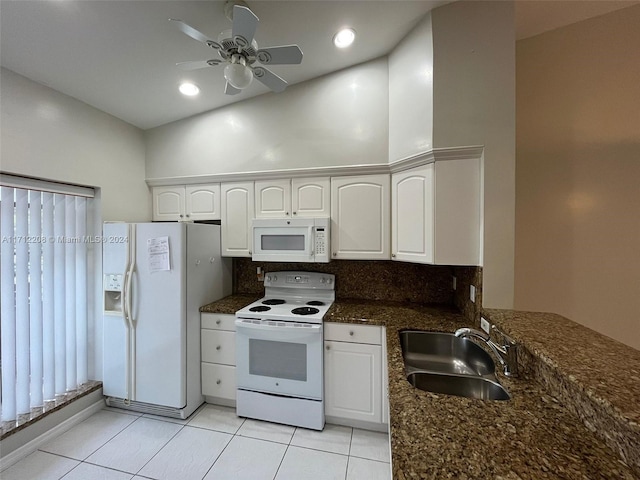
xmin=515 ymin=6 xmax=640 ymax=349
xmin=145 ymin=58 xmax=389 ymax=179
xmin=1 ymin=67 xmax=150 ymax=380
xmin=388 ymin=12 xmax=434 ymax=162
xmin=431 ymin=1 xmax=516 ymax=309
xmin=0 ymin=68 xmax=149 ymax=222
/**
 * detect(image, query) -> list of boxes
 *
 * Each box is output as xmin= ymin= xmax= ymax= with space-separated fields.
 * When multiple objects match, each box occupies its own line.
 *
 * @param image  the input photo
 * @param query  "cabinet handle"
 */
xmin=216 ymin=345 xmax=221 ymax=350
xmin=249 ymin=251 xmax=252 ymax=255
xmin=391 ymin=253 xmax=396 ymax=258
xmin=326 ymin=345 xmax=331 ymax=350
xmin=186 ymin=214 xmax=190 ymax=218
xmin=349 ymin=331 xmax=354 ymax=336
xmin=285 ymin=212 xmax=289 ymax=216
xmin=216 ymin=319 xmax=221 ymax=325
xmin=216 ymin=379 xmax=221 ymax=385
xmin=179 ymin=214 xmax=184 ymax=218
xmin=293 ymin=211 xmax=297 ymax=215
xmin=332 ymin=252 xmax=336 ymax=257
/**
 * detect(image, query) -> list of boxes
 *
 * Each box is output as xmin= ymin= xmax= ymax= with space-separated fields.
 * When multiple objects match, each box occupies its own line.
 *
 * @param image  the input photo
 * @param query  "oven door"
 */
xmin=235 ymin=319 xmax=323 ymax=400
xmin=252 ymin=223 xmax=315 ymax=263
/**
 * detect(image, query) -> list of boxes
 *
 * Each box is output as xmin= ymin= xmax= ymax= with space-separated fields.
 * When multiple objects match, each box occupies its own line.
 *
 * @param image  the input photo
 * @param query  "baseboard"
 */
xmin=0 ymin=391 xmax=105 ymax=471
xmin=325 ymin=415 xmax=389 ymax=433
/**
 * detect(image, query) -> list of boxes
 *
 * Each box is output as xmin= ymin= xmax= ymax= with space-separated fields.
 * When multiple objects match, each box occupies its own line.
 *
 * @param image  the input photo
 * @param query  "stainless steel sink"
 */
xmin=399 ymin=330 xmax=496 ymax=376
xmin=399 ymin=330 xmax=510 ymax=401
xmin=407 ymin=372 xmax=511 ymax=401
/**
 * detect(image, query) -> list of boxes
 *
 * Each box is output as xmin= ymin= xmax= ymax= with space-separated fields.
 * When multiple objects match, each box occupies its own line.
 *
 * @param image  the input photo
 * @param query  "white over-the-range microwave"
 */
xmin=252 ymin=217 xmax=330 ymax=263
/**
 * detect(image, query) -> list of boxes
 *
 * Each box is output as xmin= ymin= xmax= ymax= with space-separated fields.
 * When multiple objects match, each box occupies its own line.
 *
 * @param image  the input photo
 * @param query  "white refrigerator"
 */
xmin=102 ymin=222 xmax=231 ymax=419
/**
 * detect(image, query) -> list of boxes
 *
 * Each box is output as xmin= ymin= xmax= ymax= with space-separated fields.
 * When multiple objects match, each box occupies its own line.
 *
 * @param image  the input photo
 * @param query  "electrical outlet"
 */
xmin=470 ymin=285 xmax=476 ymax=303
xmin=480 ymin=317 xmax=490 ymax=333
xmin=452 ymin=276 xmax=457 ymax=290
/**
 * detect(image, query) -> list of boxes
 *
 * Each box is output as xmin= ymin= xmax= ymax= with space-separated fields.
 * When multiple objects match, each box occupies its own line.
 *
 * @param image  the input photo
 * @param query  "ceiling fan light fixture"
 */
xmin=333 ymin=28 xmax=356 ymax=48
xmin=224 ymin=55 xmax=253 ymax=89
xmin=178 ymin=82 xmax=200 ymax=96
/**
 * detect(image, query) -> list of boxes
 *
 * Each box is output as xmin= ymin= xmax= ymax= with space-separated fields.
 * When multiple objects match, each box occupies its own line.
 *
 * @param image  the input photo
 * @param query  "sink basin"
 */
xmin=399 ymin=330 xmax=511 ymax=401
xmin=399 ymin=330 xmax=496 ymax=376
xmin=407 ymin=372 xmax=511 ymax=401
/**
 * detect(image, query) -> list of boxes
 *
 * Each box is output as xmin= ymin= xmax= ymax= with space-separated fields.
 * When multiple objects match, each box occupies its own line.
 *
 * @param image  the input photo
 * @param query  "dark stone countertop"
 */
xmin=201 ymin=295 xmax=638 ymax=479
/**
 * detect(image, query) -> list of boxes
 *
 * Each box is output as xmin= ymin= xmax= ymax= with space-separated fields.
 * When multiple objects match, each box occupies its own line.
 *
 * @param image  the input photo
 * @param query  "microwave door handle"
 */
xmin=309 ymin=226 xmax=315 ymax=257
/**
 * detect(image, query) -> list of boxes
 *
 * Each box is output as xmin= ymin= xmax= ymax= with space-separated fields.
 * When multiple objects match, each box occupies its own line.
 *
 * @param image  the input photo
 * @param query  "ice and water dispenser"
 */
xmin=104 ymin=274 xmax=124 ymax=314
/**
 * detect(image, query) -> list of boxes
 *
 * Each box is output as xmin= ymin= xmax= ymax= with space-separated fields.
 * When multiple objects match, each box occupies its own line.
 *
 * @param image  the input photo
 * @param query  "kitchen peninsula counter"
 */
xmin=201 ymin=295 xmax=639 ymax=479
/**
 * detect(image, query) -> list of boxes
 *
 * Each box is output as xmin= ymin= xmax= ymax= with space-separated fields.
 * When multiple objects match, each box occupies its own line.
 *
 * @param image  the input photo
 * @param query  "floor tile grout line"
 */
xmin=272 ymin=443 xmax=291 ymax=480
xmin=198 ymin=429 xmax=236 ymax=480
xmin=132 ymin=421 xmax=186 ymax=477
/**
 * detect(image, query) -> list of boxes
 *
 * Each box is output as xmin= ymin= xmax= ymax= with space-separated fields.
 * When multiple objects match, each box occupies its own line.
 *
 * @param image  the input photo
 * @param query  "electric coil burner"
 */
xmin=235 ymin=271 xmax=335 ymax=431
xmin=292 ymin=306 xmax=320 ymax=316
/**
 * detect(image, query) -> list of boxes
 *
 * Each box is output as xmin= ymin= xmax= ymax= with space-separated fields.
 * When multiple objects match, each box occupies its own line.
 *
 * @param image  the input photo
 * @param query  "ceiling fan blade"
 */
xmin=253 ymin=67 xmax=288 ymax=93
xmin=175 ymin=59 xmax=222 ymax=71
xmin=225 ymin=82 xmax=242 ymax=95
xmin=257 ymin=45 xmax=303 ymax=65
xmin=232 ymin=5 xmax=259 ymax=48
xmin=169 ymin=19 xmax=221 ymax=50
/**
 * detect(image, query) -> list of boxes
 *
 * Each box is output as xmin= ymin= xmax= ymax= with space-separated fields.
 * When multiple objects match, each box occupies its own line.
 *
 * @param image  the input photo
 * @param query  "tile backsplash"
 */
xmin=452 ymin=266 xmax=483 ymax=326
xmin=234 ymin=258 xmax=456 ymax=305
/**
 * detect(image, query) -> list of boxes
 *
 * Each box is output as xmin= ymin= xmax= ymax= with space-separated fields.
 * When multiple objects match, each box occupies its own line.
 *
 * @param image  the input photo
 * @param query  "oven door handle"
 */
xmin=235 ymin=319 xmax=322 ymax=334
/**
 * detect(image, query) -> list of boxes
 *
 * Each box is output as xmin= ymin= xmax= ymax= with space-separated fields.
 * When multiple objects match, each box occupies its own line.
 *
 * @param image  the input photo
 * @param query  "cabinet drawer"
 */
xmin=202 ymin=363 xmax=236 ymax=400
xmin=201 ymin=313 xmax=236 ymax=331
xmin=324 ymin=323 xmax=382 ymax=345
xmin=201 ymin=330 xmax=236 ymax=365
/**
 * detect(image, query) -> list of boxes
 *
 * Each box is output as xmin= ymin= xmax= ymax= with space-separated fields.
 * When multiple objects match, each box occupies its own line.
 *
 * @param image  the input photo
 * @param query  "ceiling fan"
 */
xmin=170 ymin=0 xmax=303 ymax=95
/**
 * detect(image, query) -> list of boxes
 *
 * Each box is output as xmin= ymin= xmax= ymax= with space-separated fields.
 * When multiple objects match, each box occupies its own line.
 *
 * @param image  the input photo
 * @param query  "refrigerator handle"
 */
xmin=127 ymin=224 xmax=137 ymax=401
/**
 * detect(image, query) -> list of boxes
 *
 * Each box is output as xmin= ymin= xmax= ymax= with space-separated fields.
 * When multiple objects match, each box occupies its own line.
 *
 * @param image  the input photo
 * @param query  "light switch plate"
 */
xmin=470 ymin=285 xmax=476 ymax=303
xmin=480 ymin=317 xmax=490 ymax=333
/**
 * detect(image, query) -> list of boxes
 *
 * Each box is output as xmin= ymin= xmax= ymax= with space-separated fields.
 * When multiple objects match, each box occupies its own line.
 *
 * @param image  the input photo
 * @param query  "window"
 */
xmin=0 ymin=174 xmax=96 ymax=426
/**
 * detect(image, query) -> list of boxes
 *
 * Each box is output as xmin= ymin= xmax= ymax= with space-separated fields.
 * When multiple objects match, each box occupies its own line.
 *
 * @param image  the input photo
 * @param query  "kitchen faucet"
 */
xmin=454 ymin=326 xmax=518 ymax=377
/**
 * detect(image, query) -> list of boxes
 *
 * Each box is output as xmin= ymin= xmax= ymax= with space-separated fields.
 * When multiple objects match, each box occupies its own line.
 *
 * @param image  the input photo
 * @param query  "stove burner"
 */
xmin=262 ymin=299 xmax=286 ymax=305
xmin=250 ymin=305 xmax=271 ymax=312
xmin=306 ymin=301 xmax=325 ymax=306
xmin=291 ymin=307 xmax=320 ymax=316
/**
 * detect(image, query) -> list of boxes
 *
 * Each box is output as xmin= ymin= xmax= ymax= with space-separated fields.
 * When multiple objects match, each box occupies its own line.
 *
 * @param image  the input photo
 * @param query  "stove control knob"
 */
xmin=273 ymin=275 xmax=278 ymax=281
xmin=327 ymin=278 xmax=333 ymax=284
xmin=321 ymin=278 xmax=326 ymax=284
xmin=266 ymin=275 xmax=271 ymax=282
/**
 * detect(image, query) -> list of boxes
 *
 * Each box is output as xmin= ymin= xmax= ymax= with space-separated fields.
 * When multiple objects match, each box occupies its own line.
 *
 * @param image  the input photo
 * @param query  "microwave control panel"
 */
xmin=315 ymin=227 xmax=327 ymax=256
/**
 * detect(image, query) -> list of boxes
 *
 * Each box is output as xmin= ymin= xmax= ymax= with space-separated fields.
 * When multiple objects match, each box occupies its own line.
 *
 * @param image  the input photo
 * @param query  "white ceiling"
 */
xmin=1 ymin=0 xmax=637 ymax=130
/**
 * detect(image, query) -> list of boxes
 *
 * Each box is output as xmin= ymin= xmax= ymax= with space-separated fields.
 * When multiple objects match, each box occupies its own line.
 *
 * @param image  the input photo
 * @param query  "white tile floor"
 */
xmin=2 ymin=404 xmax=391 ymax=480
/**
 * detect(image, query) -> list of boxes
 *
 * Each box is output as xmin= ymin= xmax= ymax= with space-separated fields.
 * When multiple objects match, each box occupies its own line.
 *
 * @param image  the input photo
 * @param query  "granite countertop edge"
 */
xmin=201 ymin=295 xmax=638 ymax=479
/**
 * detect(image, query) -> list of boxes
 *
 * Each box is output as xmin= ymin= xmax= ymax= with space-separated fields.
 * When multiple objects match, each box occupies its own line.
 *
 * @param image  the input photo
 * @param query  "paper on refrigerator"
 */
xmin=147 ymin=236 xmax=170 ymax=273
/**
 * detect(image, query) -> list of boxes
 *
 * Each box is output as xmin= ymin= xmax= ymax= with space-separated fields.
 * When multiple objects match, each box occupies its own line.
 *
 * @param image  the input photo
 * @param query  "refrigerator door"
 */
xmin=131 ymin=223 xmax=186 ymax=408
xmin=103 ymin=223 xmax=130 ymax=399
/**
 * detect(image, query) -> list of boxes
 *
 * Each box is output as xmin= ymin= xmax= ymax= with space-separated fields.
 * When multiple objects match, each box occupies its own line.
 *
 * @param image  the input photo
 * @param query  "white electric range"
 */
xmin=235 ymin=271 xmax=335 ymax=430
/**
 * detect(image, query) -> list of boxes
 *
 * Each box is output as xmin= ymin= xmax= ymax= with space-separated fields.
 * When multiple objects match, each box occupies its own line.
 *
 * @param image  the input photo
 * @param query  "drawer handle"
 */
xmin=216 ymin=319 xmax=221 ymax=325
xmin=216 ymin=345 xmax=221 ymax=350
xmin=216 ymin=379 xmax=221 ymax=385
xmin=326 ymin=345 xmax=330 ymax=350
xmin=349 ymin=331 xmax=354 ymax=336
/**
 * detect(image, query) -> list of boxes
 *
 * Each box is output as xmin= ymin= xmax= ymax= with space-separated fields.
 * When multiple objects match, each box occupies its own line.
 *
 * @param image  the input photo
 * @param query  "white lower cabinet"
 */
xmin=324 ymin=323 xmax=388 ymax=431
xmin=201 ymin=313 xmax=236 ymax=406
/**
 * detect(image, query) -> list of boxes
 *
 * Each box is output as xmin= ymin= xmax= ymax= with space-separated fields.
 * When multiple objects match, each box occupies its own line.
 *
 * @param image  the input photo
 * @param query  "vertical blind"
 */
xmin=1 ymin=180 xmax=93 ymax=425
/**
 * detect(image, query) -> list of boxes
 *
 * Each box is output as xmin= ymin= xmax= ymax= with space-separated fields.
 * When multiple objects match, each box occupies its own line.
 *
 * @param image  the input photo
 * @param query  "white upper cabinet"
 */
xmin=291 ymin=177 xmax=330 ymax=217
xmin=221 ymin=182 xmax=254 ymax=257
xmin=152 ymin=184 xmax=220 ymax=222
xmin=392 ymin=158 xmax=481 ymax=265
xmin=255 ymin=177 xmax=330 ymax=218
xmin=255 ymin=179 xmax=291 ymax=218
xmin=392 ymin=165 xmax=435 ymax=263
xmin=331 ymin=174 xmax=390 ymax=260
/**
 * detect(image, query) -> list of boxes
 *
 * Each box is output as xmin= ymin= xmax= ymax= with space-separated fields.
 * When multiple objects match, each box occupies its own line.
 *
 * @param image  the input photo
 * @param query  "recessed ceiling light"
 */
xmin=179 ymin=82 xmax=200 ymax=96
xmin=333 ymin=28 xmax=356 ymax=48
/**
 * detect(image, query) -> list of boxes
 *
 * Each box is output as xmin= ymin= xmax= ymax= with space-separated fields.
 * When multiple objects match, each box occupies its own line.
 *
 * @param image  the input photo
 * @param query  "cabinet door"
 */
xmin=331 ymin=175 xmax=390 ymax=260
xmin=325 ymin=340 xmax=382 ymax=424
xmin=255 ymin=179 xmax=291 ymax=218
xmin=433 ymin=159 xmax=481 ymax=265
xmin=152 ymin=186 xmax=185 ymax=222
xmin=391 ymin=165 xmax=434 ymax=263
xmin=292 ymin=177 xmax=330 ymax=217
xmin=221 ymin=182 xmax=254 ymax=257
xmin=186 ymin=184 xmax=221 ymax=221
